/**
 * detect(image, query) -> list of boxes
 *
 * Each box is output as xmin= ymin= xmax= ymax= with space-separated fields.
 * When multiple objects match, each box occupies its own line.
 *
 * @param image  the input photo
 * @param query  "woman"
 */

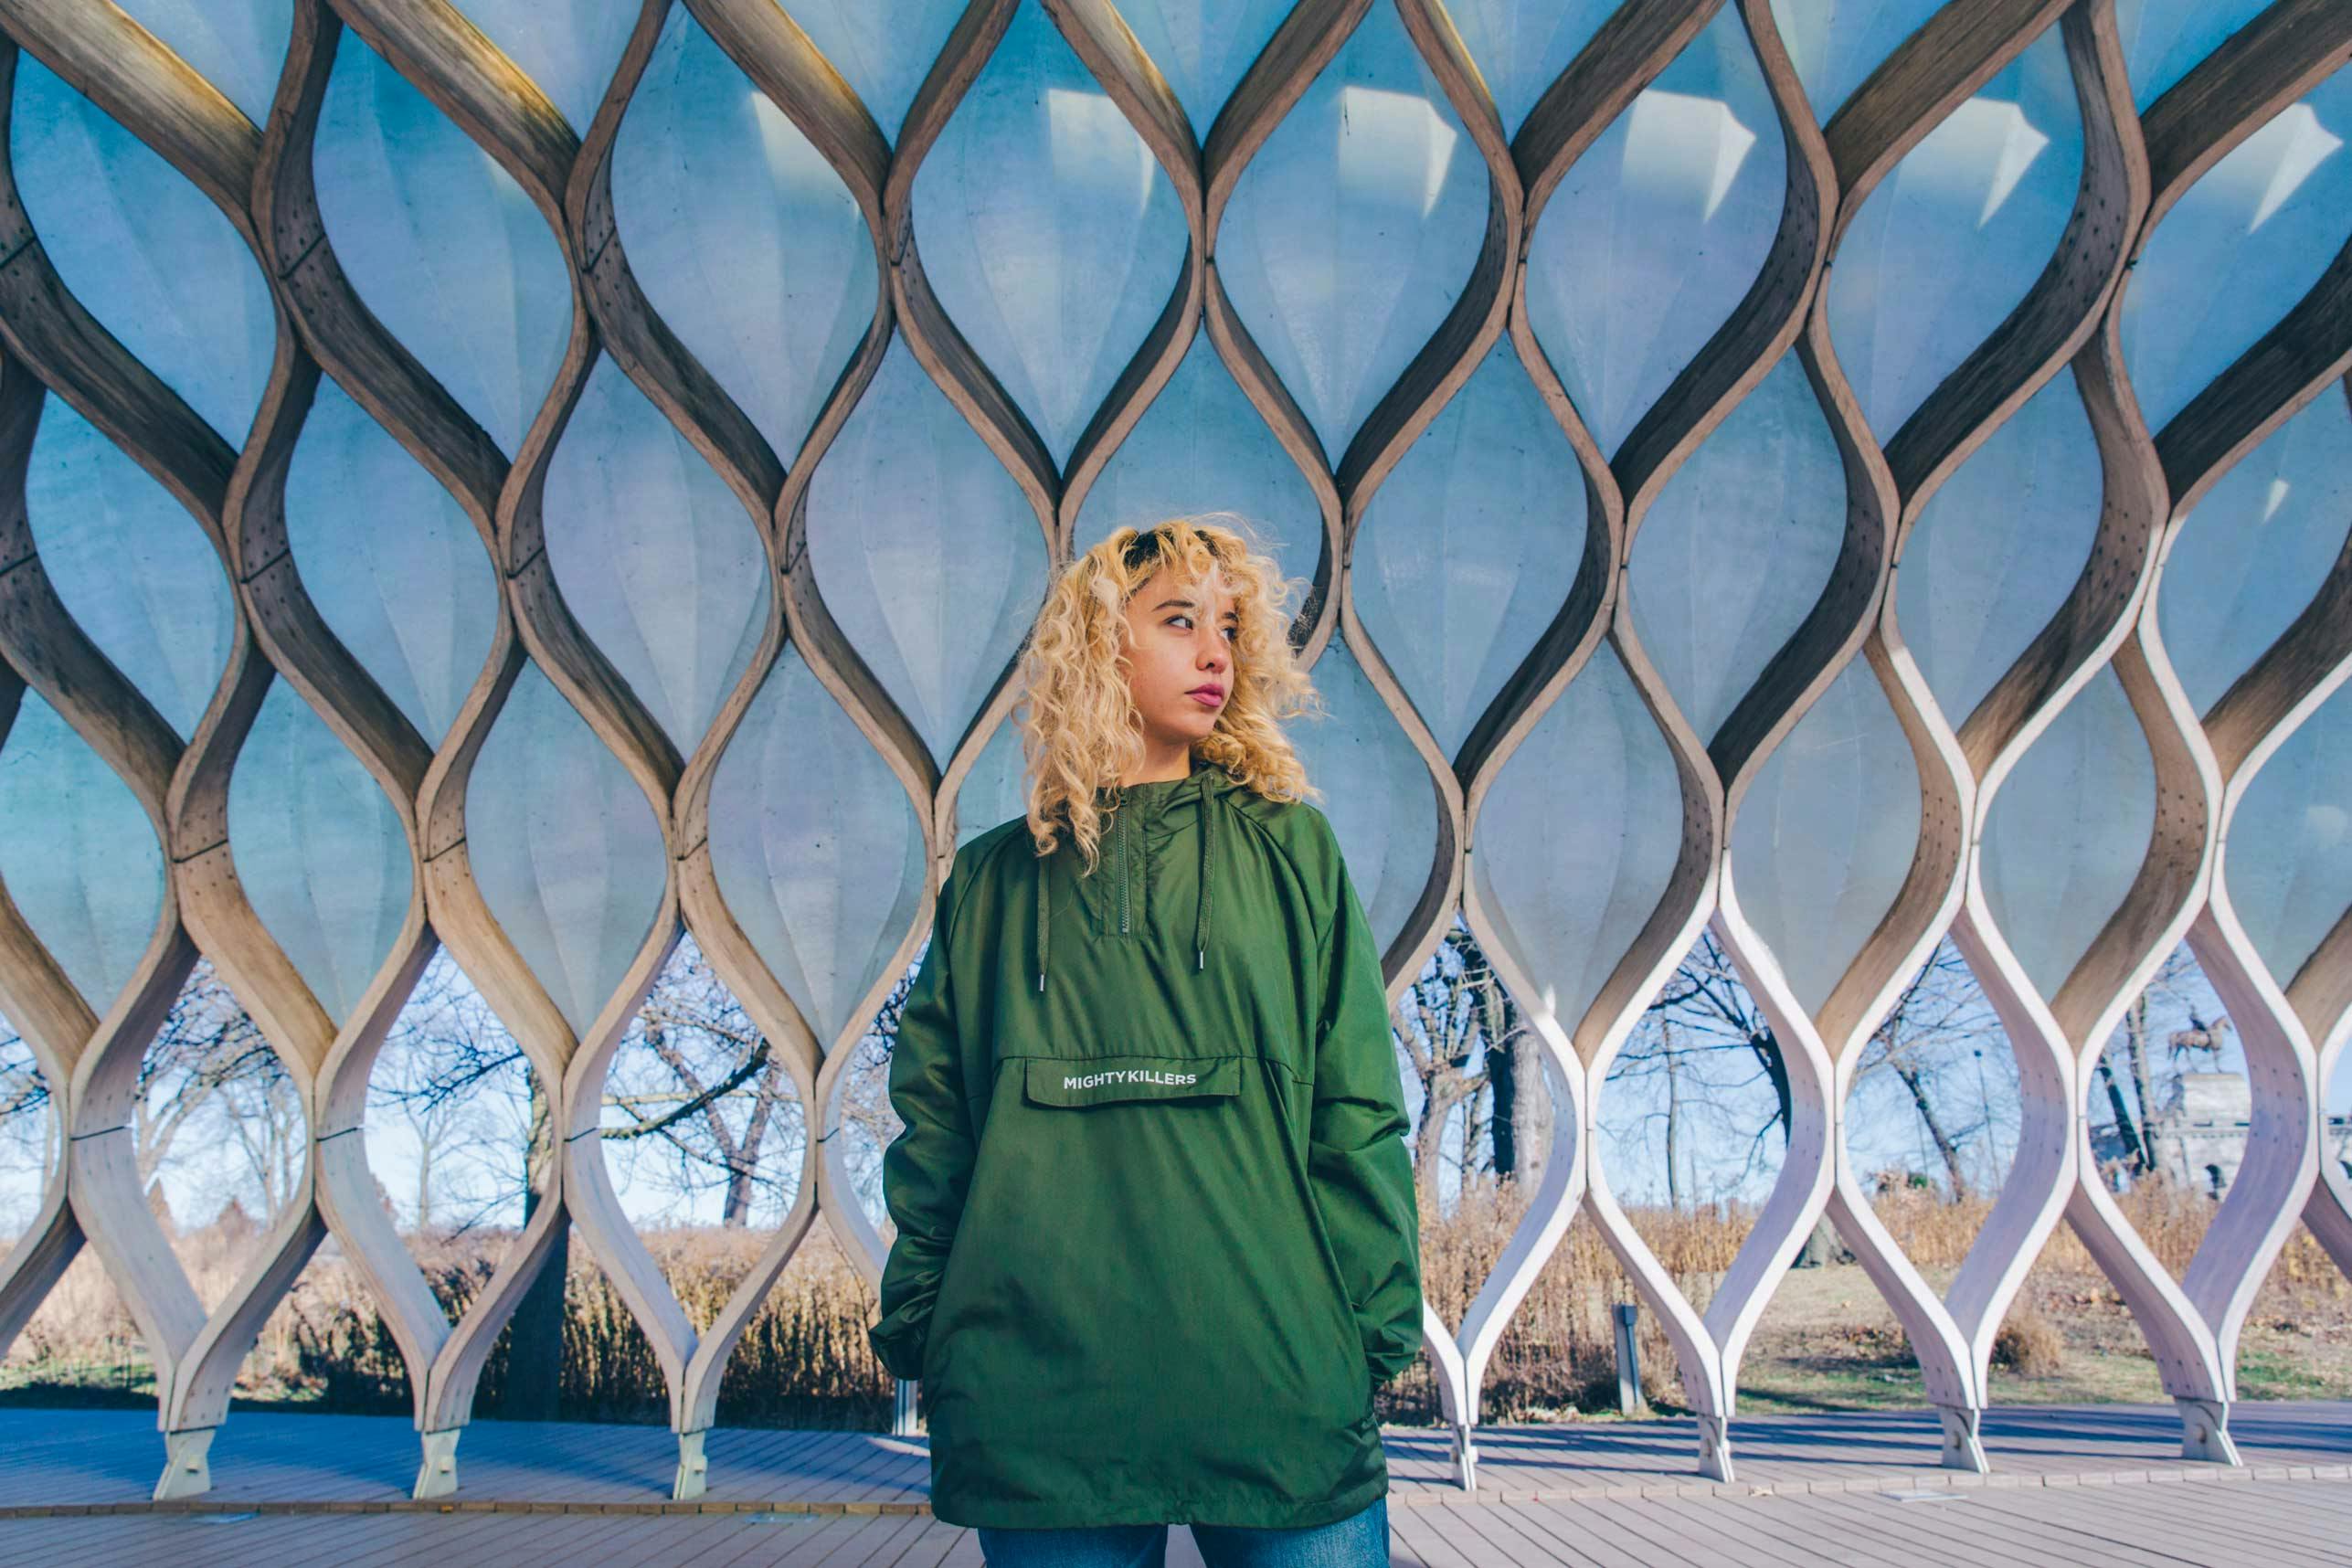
xmin=867 ymin=514 xmax=1422 ymax=1566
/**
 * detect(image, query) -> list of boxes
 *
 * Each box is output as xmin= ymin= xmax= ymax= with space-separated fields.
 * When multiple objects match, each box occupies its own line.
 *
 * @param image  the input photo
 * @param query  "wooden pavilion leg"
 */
xmin=673 ymin=1429 xmax=708 ymax=1500
xmin=1698 ymin=1414 xmax=1733 ymax=1484
xmin=1448 ymin=1420 xmax=1477 ymax=1490
xmin=414 ymin=1427 xmax=461 ymax=1499
xmin=1936 ymin=1404 xmax=1988 ymax=1474
xmin=892 ymin=1378 xmax=919 ymax=1436
xmin=2177 ymin=1397 xmax=2241 ymax=1465
xmin=153 ymin=1426 xmax=214 ymax=1500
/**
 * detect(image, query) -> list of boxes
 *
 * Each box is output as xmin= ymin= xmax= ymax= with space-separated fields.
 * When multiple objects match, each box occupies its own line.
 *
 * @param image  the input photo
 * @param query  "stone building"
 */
xmin=2093 ymin=1073 xmax=2352 ymax=1197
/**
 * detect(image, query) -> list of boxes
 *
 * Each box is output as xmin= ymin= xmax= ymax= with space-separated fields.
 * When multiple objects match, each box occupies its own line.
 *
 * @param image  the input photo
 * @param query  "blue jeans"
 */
xmin=975 ymin=1496 xmax=1388 ymax=1567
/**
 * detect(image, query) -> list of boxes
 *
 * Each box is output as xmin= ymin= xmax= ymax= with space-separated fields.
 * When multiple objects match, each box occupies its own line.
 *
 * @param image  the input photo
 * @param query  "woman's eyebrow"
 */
xmin=1153 ymin=597 xmax=1240 ymax=619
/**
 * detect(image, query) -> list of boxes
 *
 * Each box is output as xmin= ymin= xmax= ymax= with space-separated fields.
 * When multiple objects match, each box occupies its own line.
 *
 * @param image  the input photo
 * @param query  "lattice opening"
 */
xmin=595 ymin=937 xmax=807 ymax=1330
xmin=1764 ymin=942 xmax=2038 ymax=1414
xmin=709 ymin=1224 xmax=896 ymax=1431
xmin=2082 ymin=945 xmax=2243 ymax=1266
xmin=0 ymin=1018 xmax=129 ymax=1405
xmin=1396 ymin=913 xmax=1568 ymax=1420
xmin=1851 ymin=941 xmax=2025 ymax=1237
xmin=842 ymin=930 xmax=932 ymax=1236
xmin=1596 ymin=932 xmax=1944 ymax=1414
xmin=2 ymin=1249 xmax=137 ymax=1403
xmin=2327 ymin=1051 xmax=2352 ymax=1208
xmin=3 ymin=962 xmax=316 ymax=1404
xmin=135 ymin=960 xmax=311 ymax=1318
xmin=1484 ymin=1215 xmax=1681 ymax=1423
xmin=1400 ymin=914 xmax=1560 ymax=1221
xmin=0 ymin=1011 xmax=54 ymax=1247
xmin=365 ymin=949 xmax=537 ymax=1267
xmin=1735 ymin=1263 xmax=1924 ymax=1416
xmin=1980 ymin=1258 xmax=2152 ymax=1404
xmin=0 ymin=1008 xmax=71 ymax=1390
xmin=1598 ymin=934 xmax=1793 ymax=1302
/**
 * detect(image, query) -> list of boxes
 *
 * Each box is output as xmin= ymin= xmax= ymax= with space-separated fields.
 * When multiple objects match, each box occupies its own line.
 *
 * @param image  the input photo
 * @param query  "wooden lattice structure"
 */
xmin=0 ymin=0 xmax=2347 ymax=1508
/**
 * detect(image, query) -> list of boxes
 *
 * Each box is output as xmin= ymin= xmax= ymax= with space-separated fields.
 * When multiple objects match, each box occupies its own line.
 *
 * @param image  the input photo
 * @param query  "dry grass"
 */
xmin=1 ymin=1219 xmax=891 ymax=1427
xmin=1398 ymin=1177 xmax=2352 ymax=1424
xmin=5 ymin=1176 xmax=2347 ymax=1428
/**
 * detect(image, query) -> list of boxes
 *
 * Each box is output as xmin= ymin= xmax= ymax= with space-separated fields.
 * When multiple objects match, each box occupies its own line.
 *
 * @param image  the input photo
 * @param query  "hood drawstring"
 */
xmin=1035 ymin=768 xmax=1217 ymax=991
xmin=1193 ymin=797 xmax=1212 ymax=970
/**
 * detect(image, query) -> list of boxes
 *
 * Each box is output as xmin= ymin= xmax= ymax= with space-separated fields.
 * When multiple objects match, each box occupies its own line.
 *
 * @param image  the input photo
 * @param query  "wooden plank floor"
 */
xmin=2 ymin=1476 xmax=2349 ymax=1565
xmin=6 ymin=1400 xmax=2351 ymax=1515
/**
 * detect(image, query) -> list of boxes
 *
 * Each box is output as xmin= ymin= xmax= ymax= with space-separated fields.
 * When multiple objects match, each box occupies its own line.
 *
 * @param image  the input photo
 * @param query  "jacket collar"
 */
xmin=1037 ymin=758 xmax=1233 ymax=992
xmin=1093 ymin=758 xmax=1220 ymax=828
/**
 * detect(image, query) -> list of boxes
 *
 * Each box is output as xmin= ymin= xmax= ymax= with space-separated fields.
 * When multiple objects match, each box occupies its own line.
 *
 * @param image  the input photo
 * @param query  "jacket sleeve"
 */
xmin=1308 ymin=822 xmax=1425 ymax=1388
xmin=866 ymin=871 xmax=973 ymax=1382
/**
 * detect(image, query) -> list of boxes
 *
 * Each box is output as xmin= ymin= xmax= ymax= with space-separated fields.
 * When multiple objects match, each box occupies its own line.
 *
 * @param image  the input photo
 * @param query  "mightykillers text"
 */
xmin=1063 ymin=1067 xmax=1200 ymax=1092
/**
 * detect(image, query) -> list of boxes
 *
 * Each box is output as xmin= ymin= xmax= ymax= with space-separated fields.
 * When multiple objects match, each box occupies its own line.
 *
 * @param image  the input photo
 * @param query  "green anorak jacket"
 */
xmin=866 ymin=758 xmax=1423 ymax=1530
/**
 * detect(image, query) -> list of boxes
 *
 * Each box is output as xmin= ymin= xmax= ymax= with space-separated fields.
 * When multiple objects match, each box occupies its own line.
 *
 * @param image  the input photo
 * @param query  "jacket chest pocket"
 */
xmin=1023 ymin=1054 xmax=1242 ymax=1107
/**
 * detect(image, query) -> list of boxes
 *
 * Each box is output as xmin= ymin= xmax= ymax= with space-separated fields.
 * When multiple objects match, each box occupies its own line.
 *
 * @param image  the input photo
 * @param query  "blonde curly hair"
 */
xmin=1012 ymin=513 xmax=1326 ymax=873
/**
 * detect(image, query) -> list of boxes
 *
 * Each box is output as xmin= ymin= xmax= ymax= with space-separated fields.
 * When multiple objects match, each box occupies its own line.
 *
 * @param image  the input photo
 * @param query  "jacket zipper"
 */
xmin=1119 ymin=808 xmax=1130 ymax=935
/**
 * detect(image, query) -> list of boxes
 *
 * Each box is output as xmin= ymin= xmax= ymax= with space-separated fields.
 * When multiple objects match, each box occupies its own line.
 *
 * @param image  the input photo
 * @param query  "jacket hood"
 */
xmin=1035 ymin=757 xmax=1242 ymax=992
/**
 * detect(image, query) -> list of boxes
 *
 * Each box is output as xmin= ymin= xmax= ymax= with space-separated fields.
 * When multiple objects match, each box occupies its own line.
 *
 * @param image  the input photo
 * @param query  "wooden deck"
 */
xmin=2 ymin=1403 xmax=2348 ymax=1563
xmin=1 ymin=1478 xmax=2348 ymax=1567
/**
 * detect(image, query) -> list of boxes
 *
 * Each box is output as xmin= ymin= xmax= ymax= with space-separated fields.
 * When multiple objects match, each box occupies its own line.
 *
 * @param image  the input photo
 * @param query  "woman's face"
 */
xmin=1120 ymin=562 xmax=1236 ymax=755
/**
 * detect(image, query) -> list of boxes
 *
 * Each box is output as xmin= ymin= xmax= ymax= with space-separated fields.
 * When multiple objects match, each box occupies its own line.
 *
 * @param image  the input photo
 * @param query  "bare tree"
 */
xmin=134 ymin=961 xmax=291 ymax=1213
xmin=1662 ymin=1020 xmax=1684 ymax=1211
xmin=599 ymin=943 xmax=800 ymax=1228
xmin=1845 ymin=943 xmax=2004 ymax=1201
xmin=380 ymin=939 xmax=806 ymax=1233
xmin=0 ymin=1019 xmax=53 ymax=1236
xmin=371 ymin=939 xmax=811 ymax=1414
xmin=372 ymin=951 xmax=535 ymax=1236
xmin=1604 ymin=934 xmax=1791 ymax=1206
xmin=1605 ymin=937 xmax=2018 ymax=1209
xmin=217 ymin=1059 xmax=306 ymax=1224
xmin=837 ymin=960 xmax=914 ymax=1217
xmin=376 ymin=1015 xmax=488 ymax=1235
xmin=1393 ymin=920 xmax=1546 ymax=1212
xmin=1396 ymin=937 xmax=1474 ymax=1201
xmin=0 ymin=963 xmax=322 ymax=1239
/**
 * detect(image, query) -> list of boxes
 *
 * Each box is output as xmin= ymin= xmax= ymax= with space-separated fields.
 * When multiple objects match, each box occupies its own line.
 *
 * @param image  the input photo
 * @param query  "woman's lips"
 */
xmin=1189 ymin=689 xmax=1223 ymax=707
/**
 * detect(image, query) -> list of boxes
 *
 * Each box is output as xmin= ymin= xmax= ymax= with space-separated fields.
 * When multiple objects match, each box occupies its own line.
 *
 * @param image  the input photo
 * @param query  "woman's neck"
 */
xmin=1118 ymin=748 xmax=1196 ymax=788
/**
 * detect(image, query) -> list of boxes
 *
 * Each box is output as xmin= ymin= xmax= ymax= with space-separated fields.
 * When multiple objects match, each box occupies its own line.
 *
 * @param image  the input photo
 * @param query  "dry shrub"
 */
xmin=1989 ymin=1305 xmax=2064 ymax=1377
xmin=1864 ymin=1186 xmax=1987 ymax=1271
